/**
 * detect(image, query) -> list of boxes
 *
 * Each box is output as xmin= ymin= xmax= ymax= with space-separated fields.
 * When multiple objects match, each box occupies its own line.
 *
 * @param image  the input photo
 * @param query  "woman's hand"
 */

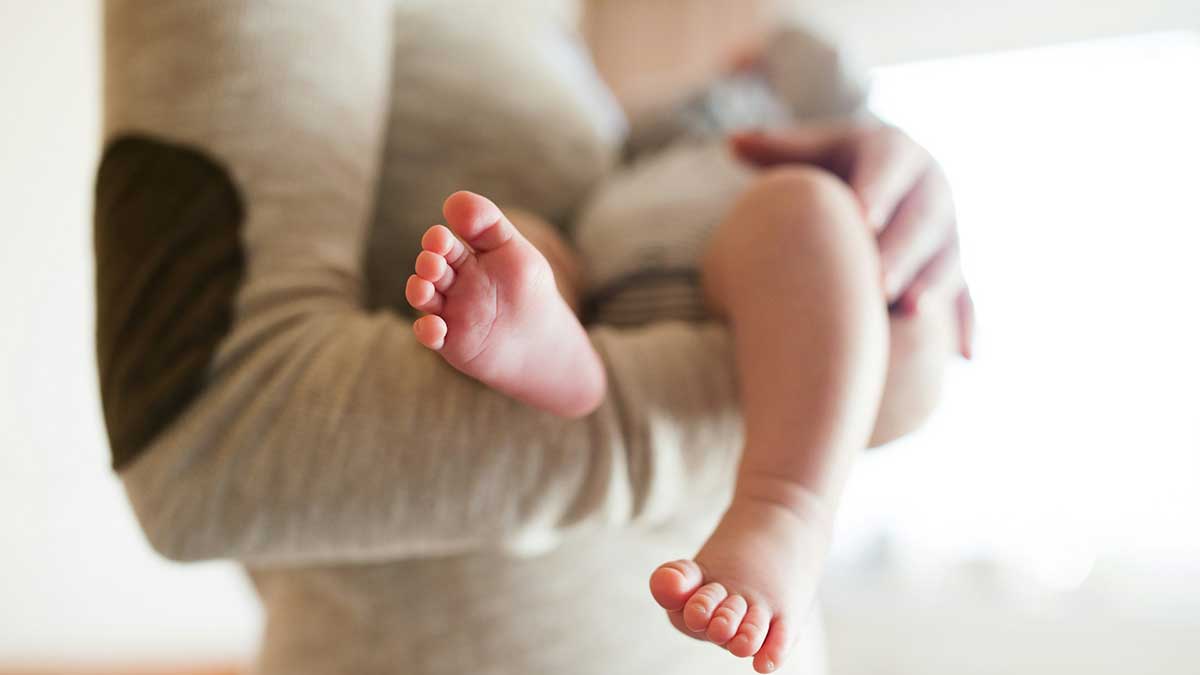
xmin=730 ymin=122 xmax=974 ymax=358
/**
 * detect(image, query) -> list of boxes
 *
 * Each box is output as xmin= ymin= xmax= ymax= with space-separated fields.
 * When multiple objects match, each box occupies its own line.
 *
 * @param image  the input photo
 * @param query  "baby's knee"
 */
xmin=702 ymin=165 xmax=883 ymax=316
xmin=739 ymin=165 xmax=862 ymax=227
xmin=720 ymin=166 xmax=873 ymax=260
xmin=716 ymin=165 xmax=879 ymax=278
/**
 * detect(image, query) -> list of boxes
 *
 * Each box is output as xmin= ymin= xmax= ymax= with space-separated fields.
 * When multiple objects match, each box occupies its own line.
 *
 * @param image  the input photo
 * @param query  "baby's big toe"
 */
xmin=442 ymin=190 xmax=514 ymax=252
xmin=649 ymin=560 xmax=704 ymax=612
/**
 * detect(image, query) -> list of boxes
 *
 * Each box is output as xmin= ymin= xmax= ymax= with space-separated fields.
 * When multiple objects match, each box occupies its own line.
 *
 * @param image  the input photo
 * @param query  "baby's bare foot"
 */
xmin=405 ymin=191 xmax=605 ymax=417
xmin=649 ymin=475 xmax=831 ymax=673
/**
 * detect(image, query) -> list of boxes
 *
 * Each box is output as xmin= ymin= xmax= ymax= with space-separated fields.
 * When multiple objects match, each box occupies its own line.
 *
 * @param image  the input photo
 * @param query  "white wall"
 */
xmin=0 ymin=0 xmax=260 ymax=666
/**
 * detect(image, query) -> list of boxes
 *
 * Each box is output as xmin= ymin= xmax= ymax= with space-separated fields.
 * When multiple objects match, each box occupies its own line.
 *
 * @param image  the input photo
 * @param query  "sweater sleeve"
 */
xmin=98 ymin=0 xmax=743 ymax=565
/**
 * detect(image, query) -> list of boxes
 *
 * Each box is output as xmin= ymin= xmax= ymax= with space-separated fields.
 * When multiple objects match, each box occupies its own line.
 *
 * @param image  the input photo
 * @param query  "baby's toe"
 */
xmin=415 ymin=250 xmax=456 ymax=292
xmin=413 ymin=315 xmax=447 ymax=350
xmin=753 ymin=617 xmax=794 ymax=674
xmin=405 ymin=275 xmax=443 ymax=314
xmin=683 ymin=582 xmax=728 ymax=632
xmin=649 ymin=560 xmax=704 ymax=612
xmin=726 ymin=603 xmax=770 ymax=658
xmin=421 ymin=225 xmax=469 ymax=268
xmin=705 ymin=594 xmax=747 ymax=645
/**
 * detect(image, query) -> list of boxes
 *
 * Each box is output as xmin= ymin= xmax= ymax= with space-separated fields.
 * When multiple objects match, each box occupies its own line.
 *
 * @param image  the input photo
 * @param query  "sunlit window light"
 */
xmin=833 ymin=31 xmax=1200 ymax=594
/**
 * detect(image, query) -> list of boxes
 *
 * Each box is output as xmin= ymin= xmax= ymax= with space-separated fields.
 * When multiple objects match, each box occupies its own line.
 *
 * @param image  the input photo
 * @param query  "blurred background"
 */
xmin=2 ymin=1 xmax=1198 ymax=673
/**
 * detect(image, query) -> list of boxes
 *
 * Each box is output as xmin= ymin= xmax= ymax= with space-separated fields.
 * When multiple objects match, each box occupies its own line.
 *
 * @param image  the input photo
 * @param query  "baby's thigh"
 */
xmin=575 ymin=142 xmax=754 ymax=326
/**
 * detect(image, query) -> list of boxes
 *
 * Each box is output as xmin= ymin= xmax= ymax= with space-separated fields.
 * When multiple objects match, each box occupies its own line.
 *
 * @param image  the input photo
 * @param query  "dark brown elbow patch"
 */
xmin=94 ymin=135 xmax=245 ymax=469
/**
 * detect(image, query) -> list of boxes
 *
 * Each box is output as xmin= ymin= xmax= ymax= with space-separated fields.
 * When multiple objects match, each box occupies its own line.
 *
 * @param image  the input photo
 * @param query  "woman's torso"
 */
xmin=247 ymin=7 xmax=830 ymax=674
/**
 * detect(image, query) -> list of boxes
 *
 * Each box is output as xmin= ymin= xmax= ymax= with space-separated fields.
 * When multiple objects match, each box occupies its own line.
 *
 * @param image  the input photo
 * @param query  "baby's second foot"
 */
xmin=405 ymin=191 xmax=605 ymax=417
xmin=649 ymin=475 xmax=832 ymax=673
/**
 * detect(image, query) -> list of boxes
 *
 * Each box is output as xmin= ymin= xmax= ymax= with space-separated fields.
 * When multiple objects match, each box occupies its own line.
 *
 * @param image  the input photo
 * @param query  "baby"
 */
xmin=406 ymin=3 xmax=888 ymax=673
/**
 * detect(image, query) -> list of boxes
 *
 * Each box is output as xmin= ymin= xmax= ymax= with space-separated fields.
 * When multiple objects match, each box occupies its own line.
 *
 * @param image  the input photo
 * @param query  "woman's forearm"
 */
xmin=100 ymin=0 xmax=745 ymax=565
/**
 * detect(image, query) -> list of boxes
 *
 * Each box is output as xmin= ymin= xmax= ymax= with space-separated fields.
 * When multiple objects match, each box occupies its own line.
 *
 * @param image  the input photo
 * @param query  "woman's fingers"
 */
xmin=896 ymin=241 xmax=975 ymax=360
xmin=896 ymin=240 xmax=964 ymax=317
xmin=728 ymin=125 xmax=852 ymax=168
xmin=876 ymin=167 xmax=956 ymax=301
xmin=956 ymin=287 xmax=976 ymax=360
xmin=847 ymin=127 xmax=931 ymax=231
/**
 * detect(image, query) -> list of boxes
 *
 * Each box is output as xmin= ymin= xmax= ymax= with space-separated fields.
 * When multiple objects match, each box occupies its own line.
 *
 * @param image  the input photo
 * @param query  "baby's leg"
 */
xmin=649 ymin=167 xmax=888 ymax=672
xmin=405 ymin=191 xmax=605 ymax=418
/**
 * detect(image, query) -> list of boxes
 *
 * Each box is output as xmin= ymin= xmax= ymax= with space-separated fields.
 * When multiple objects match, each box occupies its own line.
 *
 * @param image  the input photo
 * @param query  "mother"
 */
xmin=95 ymin=1 xmax=969 ymax=673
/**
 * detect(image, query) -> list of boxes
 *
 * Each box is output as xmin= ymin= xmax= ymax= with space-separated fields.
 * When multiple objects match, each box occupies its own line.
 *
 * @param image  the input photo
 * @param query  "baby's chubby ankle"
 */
xmin=731 ymin=471 xmax=834 ymax=540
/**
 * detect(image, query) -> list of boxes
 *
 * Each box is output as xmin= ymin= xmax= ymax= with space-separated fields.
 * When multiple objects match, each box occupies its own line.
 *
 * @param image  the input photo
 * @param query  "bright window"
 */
xmin=836 ymin=32 xmax=1200 ymax=591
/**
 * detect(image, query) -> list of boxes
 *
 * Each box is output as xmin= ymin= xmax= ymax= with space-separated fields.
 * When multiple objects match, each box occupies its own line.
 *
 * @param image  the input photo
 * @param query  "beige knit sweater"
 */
xmin=97 ymin=2 xmax=862 ymax=672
